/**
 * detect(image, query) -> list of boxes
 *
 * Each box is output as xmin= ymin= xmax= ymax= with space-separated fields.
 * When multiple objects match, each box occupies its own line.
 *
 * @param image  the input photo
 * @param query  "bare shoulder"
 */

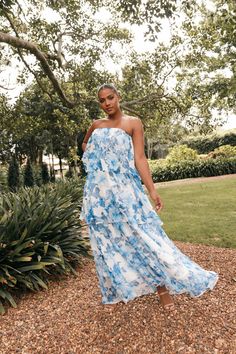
xmin=123 ymin=115 xmax=143 ymax=133
xmin=92 ymin=118 xmax=109 ymax=129
xmin=83 ymin=119 xmax=107 ymax=143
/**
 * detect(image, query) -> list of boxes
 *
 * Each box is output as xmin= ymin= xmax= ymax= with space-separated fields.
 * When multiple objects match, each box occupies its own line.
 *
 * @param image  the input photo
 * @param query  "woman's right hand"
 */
xmin=149 ymin=189 xmax=164 ymax=213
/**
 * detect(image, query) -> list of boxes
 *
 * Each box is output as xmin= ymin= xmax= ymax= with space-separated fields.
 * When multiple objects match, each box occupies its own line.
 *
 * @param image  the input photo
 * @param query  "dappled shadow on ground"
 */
xmin=1 ymin=241 xmax=235 ymax=354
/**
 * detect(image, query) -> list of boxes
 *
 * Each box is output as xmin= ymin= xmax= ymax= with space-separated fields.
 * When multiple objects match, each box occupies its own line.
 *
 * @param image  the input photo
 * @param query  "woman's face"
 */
xmin=98 ymin=88 xmax=120 ymax=115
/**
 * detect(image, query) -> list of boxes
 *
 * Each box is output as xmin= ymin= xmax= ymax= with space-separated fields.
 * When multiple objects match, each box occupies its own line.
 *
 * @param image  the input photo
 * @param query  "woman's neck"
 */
xmin=107 ymin=110 xmax=123 ymax=121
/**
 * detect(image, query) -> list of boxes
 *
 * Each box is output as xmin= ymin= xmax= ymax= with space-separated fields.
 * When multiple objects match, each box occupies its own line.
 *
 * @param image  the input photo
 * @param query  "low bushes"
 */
xmin=208 ymin=145 xmax=236 ymax=159
xmin=0 ymin=178 xmax=91 ymax=314
xmin=150 ymin=157 xmax=236 ymax=182
xmin=181 ymin=132 xmax=236 ymax=154
xmin=149 ymin=143 xmax=236 ymax=182
xmin=166 ymin=145 xmax=198 ymax=164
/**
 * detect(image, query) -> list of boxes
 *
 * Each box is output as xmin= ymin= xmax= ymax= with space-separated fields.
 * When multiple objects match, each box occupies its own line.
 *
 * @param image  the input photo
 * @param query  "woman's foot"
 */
xmin=157 ymin=286 xmax=175 ymax=311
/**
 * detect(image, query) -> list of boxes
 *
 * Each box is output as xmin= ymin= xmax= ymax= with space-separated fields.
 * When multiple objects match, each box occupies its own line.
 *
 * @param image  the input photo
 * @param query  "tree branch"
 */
xmin=0 ymin=83 xmax=16 ymax=90
xmin=15 ymin=0 xmax=28 ymax=23
xmin=122 ymin=90 xmax=165 ymax=106
xmin=0 ymin=32 xmax=76 ymax=108
xmin=156 ymin=63 xmax=178 ymax=90
xmin=3 ymin=11 xmax=54 ymax=101
xmin=120 ymin=104 xmax=141 ymax=117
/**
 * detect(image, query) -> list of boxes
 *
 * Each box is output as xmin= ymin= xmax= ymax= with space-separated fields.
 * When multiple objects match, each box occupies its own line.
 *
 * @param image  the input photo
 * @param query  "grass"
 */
xmin=155 ymin=177 xmax=236 ymax=249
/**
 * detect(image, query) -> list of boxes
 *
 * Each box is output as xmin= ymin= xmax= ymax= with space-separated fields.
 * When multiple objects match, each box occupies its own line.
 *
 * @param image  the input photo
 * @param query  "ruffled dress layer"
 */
xmin=80 ymin=128 xmax=218 ymax=304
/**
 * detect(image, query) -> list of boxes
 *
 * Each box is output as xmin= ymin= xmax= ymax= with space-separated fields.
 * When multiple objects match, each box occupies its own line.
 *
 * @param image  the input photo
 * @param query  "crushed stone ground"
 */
xmin=1 ymin=175 xmax=236 ymax=354
xmin=1 ymin=241 xmax=235 ymax=354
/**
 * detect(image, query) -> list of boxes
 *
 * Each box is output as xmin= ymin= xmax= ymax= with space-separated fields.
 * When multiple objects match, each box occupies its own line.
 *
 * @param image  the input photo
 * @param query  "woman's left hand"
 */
xmin=149 ymin=190 xmax=164 ymax=212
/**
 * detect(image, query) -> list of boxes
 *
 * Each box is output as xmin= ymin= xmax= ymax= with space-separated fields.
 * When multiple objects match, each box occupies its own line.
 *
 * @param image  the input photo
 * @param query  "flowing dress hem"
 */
xmin=101 ymin=273 xmax=219 ymax=305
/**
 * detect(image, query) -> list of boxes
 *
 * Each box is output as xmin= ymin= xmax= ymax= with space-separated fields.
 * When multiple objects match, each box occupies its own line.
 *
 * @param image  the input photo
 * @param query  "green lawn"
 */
xmin=155 ymin=177 xmax=236 ymax=249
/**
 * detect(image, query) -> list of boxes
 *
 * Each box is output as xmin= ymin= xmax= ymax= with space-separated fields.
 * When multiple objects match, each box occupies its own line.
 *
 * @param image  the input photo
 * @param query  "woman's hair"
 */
xmin=97 ymin=83 xmax=119 ymax=96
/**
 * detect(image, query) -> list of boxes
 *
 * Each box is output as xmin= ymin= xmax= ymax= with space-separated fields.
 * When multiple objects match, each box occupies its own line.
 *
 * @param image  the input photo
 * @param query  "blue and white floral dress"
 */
xmin=80 ymin=127 xmax=218 ymax=304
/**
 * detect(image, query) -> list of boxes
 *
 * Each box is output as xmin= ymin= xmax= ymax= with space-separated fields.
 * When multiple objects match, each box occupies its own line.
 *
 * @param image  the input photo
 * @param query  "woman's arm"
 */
xmin=81 ymin=120 xmax=100 ymax=152
xmin=132 ymin=118 xmax=163 ymax=212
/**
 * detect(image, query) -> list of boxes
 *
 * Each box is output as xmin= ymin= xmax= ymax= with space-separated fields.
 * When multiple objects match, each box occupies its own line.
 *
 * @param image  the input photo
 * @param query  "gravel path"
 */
xmin=1 ymin=240 xmax=235 ymax=354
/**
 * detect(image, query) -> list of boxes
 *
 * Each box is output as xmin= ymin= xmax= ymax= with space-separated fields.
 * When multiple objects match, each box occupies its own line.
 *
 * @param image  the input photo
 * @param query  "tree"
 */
xmin=118 ymin=50 xmax=198 ymax=157
xmin=7 ymin=155 xmax=20 ymax=191
xmin=0 ymin=94 xmax=14 ymax=162
xmin=41 ymin=162 xmax=50 ymax=184
xmin=174 ymin=0 xmax=236 ymax=132
xmin=0 ymin=0 xmax=177 ymax=108
xmin=24 ymin=159 xmax=34 ymax=187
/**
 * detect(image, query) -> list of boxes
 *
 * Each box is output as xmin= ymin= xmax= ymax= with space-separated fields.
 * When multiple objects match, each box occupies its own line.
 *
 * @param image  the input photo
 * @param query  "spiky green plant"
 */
xmin=0 ymin=177 xmax=91 ymax=314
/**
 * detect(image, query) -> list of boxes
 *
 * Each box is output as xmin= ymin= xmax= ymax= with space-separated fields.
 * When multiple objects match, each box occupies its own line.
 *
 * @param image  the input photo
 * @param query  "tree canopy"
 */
xmin=0 ymin=0 xmax=177 ymax=107
xmin=174 ymin=0 xmax=236 ymax=132
xmin=0 ymin=0 xmax=235 ymax=164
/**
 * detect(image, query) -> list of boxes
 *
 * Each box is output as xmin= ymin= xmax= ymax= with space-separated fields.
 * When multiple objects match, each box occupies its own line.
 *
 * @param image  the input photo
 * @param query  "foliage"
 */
xmin=32 ymin=164 xmax=43 ymax=187
xmin=0 ymin=165 xmax=8 ymax=193
xmin=0 ymin=95 xmax=14 ymax=163
xmin=177 ymin=0 xmax=236 ymax=121
xmin=0 ymin=178 xmax=91 ymax=314
xmin=65 ymin=169 xmax=75 ymax=179
xmin=0 ymin=0 xmax=231 ymax=164
xmin=7 ymin=155 xmax=20 ymax=192
xmin=41 ymin=163 xmax=50 ymax=184
xmin=181 ymin=132 xmax=236 ymax=154
xmin=150 ymin=157 xmax=236 ymax=182
xmin=120 ymin=50 xmax=180 ymax=122
xmin=23 ymin=159 xmax=34 ymax=187
xmin=148 ymin=159 xmax=166 ymax=170
xmin=208 ymin=145 xmax=236 ymax=159
xmin=0 ymin=0 xmax=177 ymax=107
xmin=166 ymin=144 xmax=198 ymax=164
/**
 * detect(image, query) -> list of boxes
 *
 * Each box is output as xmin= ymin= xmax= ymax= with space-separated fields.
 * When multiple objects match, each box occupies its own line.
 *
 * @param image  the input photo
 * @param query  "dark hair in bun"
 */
xmin=97 ymin=83 xmax=119 ymax=96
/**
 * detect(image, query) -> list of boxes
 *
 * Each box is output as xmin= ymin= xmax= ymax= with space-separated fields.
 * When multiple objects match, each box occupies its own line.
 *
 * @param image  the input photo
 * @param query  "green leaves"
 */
xmin=166 ymin=145 xmax=198 ymax=164
xmin=182 ymin=131 xmax=236 ymax=154
xmin=150 ymin=157 xmax=236 ymax=183
xmin=178 ymin=0 xmax=236 ymax=117
xmin=0 ymin=178 xmax=91 ymax=314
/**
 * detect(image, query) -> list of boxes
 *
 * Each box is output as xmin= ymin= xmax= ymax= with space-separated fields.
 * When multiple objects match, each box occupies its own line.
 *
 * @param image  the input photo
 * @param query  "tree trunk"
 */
xmin=59 ymin=156 xmax=63 ymax=178
xmin=146 ymin=138 xmax=154 ymax=159
xmin=38 ymin=149 xmax=43 ymax=165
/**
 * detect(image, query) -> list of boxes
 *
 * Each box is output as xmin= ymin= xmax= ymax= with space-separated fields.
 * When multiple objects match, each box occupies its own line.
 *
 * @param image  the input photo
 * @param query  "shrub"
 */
xmin=49 ymin=166 xmax=56 ymax=182
xmin=0 ymin=165 xmax=8 ymax=193
xmin=65 ymin=168 xmax=75 ymax=179
xmin=148 ymin=159 xmax=166 ymax=170
xmin=166 ymin=144 xmax=198 ymax=164
xmin=0 ymin=178 xmax=91 ymax=314
xmin=23 ymin=159 xmax=34 ymax=187
xmin=33 ymin=164 xmax=43 ymax=186
xmin=207 ymin=145 xmax=236 ymax=159
xmin=7 ymin=155 xmax=20 ymax=192
xmin=182 ymin=132 xmax=236 ymax=154
xmin=41 ymin=163 xmax=50 ymax=184
xmin=150 ymin=157 xmax=236 ymax=182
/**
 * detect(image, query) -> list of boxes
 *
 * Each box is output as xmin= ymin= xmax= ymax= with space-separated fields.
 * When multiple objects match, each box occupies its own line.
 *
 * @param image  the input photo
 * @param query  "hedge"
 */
xmin=181 ymin=132 xmax=236 ymax=154
xmin=151 ymin=157 xmax=236 ymax=182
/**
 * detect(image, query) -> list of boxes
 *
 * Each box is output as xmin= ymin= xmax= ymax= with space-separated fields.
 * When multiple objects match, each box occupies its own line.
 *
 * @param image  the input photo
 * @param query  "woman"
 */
xmin=79 ymin=83 xmax=218 ymax=311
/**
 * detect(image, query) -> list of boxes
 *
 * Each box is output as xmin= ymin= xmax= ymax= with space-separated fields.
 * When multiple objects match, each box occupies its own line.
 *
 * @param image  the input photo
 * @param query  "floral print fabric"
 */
xmin=80 ymin=128 xmax=218 ymax=304
xmin=80 ymin=128 xmax=161 ymax=225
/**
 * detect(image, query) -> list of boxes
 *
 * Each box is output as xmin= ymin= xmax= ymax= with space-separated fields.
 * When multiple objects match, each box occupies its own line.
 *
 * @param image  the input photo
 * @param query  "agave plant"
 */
xmin=0 ymin=177 xmax=91 ymax=314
